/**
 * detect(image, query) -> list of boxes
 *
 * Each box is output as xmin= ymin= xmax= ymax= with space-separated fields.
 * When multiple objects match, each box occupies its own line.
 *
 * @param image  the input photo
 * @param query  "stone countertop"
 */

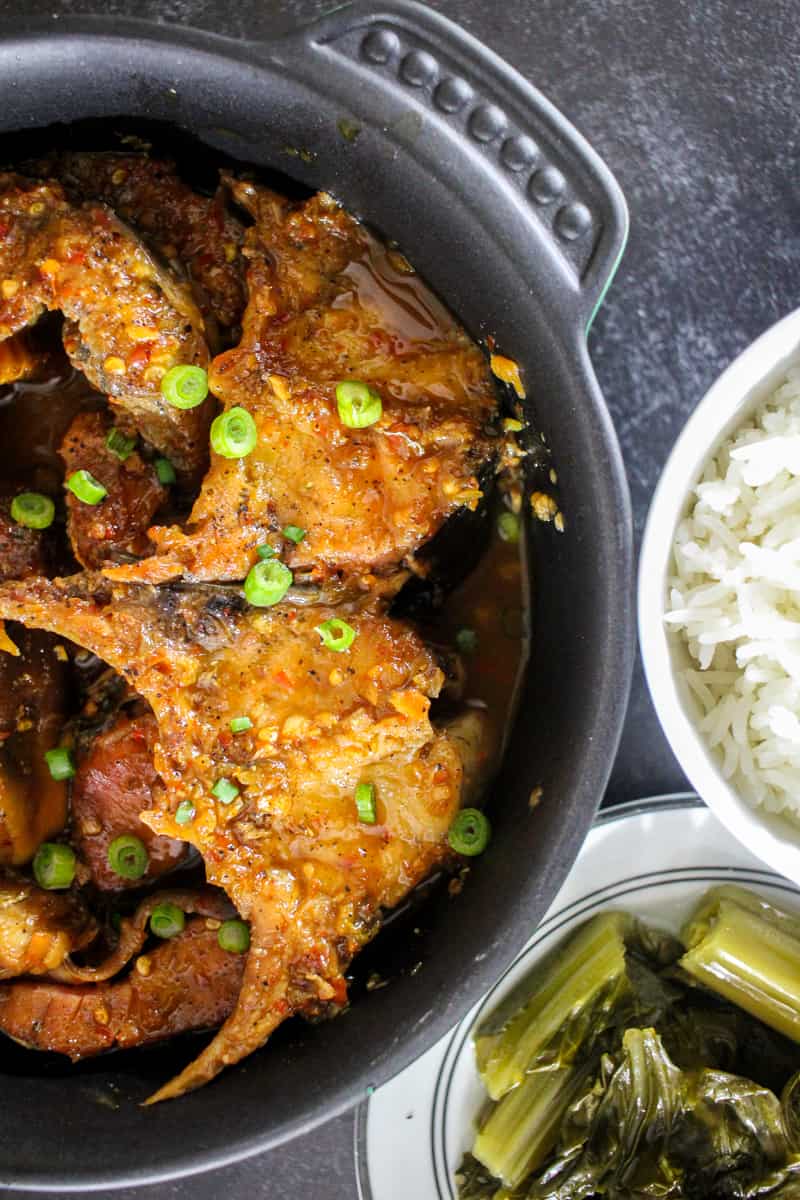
xmin=1 ymin=0 xmax=798 ymax=1195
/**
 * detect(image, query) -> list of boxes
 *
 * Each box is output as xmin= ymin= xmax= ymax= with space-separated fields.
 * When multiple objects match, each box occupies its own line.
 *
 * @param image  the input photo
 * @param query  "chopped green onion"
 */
xmin=455 ymin=627 xmax=478 ymax=655
xmin=107 ymin=834 xmax=149 ymax=880
xmin=218 ymin=918 xmax=250 ymax=954
xmin=315 ymin=618 xmax=357 ymax=653
xmin=105 ymin=427 xmax=136 ymax=461
xmin=448 ymin=807 xmax=490 ymax=856
xmin=11 ymin=491 xmax=55 ymax=530
xmin=66 ymin=469 xmax=107 ymax=506
xmin=32 ymin=842 xmax=76 ymax=890
xmin=44 ymin=746 xmax=75 ymax=781
xmin=244 ymin=559 xmax=292 ymax=607
xmin=212 ymin=777 xmax=240 ymax=805
xmin=503 ymin=417 xmax=524 ymax=433
xmin=256 ymin=543 xmax=276 ymax=560
xmin=161 ymin=364 xmax=208 ymax=410
xmin=210 ymin=407 xmax=257 ymax=458
xmin=335 ymin=379 xmax=382 ymax=429
xmin=282 ymin=525 xmax=306 ymax=544
xmin=355 ymin=781 xmax=377 ymax=824
xmin=149 ymin=902 xmax=185 ymax=939
xmin=154 ymin=457 xmax=176 ymax=485
xmin=497 ymin=511 xmax=520 ymax=543
xmin=175 ymin=799 xmax=195 ymax=825
xmin=229 ymin=716 xmax=253 ymax=734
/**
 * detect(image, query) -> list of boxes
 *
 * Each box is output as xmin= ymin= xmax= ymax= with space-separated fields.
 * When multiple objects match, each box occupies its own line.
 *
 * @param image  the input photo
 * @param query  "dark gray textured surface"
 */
xmin=1 ymin=0 xmax=797 ymax=1195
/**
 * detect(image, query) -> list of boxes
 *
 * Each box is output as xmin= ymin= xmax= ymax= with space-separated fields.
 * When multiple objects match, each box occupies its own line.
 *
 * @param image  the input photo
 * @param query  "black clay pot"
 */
xmin=0 ymin=2 xmax=632 ymax=1189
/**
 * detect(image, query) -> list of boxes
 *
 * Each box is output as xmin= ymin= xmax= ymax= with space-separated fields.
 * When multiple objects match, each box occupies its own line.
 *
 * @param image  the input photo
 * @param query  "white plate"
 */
xmin=354 ymin=794 xmax=800 ymax=1200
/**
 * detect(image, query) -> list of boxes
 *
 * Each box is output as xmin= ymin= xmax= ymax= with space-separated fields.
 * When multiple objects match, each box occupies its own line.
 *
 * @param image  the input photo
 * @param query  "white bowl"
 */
xmin=639 ymin=306 xmax=800 ymax=883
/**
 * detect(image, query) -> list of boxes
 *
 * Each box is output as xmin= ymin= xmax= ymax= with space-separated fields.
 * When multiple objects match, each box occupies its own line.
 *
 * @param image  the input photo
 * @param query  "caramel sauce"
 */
xmin=336 ymin=233 xmax=460 ymax=351
xmin=0 ymin=353 xmax=102 ymax=495
xmin=340 ymin=232 xmax=530 ymax=768
xmin=439 ymin=514 xmax=529 ymax=769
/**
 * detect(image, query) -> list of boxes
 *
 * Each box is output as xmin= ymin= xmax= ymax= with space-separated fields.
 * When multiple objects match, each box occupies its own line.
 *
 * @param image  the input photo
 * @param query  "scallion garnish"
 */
xmin=315 ymin=618 xmax=357 ymax=653
xmin=154 ymin=457 xmax=176 ymax=485
xmin=212 ymin=777 xmax=240 ymax=805
xmin=44 ymin=746 xmax=75 ymax=781
xmin=107 ymin=834 xmax=149 ymax=880
xmin=282 ymin=525 xmax=306 ymax=544
xmin=335 ymin=380 xmax=382 ymax=429
xmin=175 ymin=800 xmax=195 ymax=825
xmin=355 ymin=781 xmax=377 ymax=824
xmin=497 ymin=511 xmax=520 ymax=543
xmin=161 ymin=364 xmax=208 ymax=410
xmin=218 ymin=918 xmax=250 ymax=954
xmin=105 ymin=427 xmax=136 ymax=461
xmin=210 ymin=407 xmax=257 ymax=458
xmin=66 ymin=469 xmax=107 ymax=506
xmin=150 ymin=902 xmax=185 ymax=939
xmin=229 ymin=716 xmax=253 ymax=734
xmin=10 ymin=491 xmax=55 ymax=530
xmin=448 ymin=807 xmax=491 ymax=856
xmin=244 ymin=559 xmax=292 ymax=607
xmin=32 ymin=842 xmax=76 ymax=890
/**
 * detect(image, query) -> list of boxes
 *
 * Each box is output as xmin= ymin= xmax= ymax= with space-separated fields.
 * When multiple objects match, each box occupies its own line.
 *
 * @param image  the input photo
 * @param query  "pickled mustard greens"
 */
xmin=475 ymin=912 xmax=680 ymax=1102
xmin=459 ymin=887 xmax=800 ymax=1199
xmin=680 ymin=885 xmax=800 ymax=1043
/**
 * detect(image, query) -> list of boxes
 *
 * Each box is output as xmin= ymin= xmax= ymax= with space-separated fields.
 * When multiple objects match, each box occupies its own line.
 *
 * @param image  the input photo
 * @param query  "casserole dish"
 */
xmin=0 ymin=1 xmax=631 ymax=1188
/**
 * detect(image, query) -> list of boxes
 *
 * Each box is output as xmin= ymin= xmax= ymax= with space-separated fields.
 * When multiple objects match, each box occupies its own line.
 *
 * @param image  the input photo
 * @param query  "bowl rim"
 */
xmin=638 ymin=304 xmax=800 ymax=884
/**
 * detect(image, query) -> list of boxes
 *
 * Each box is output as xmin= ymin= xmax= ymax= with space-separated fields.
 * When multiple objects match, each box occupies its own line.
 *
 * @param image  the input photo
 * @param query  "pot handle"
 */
xmin=293 ymin=0 xmax=628 ymax=329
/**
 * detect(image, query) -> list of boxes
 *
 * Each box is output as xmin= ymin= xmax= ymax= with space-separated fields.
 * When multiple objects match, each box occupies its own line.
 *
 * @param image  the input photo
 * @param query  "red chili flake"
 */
xmin=128 ymin=342 xmax=153 ymax=369
xmin=273 ymin=670 xmax=293 ymax=691
xmin=370 ymin=329 xmax=394 ymax=353
xmin=66 ymin=248 xmax=86 ymax=266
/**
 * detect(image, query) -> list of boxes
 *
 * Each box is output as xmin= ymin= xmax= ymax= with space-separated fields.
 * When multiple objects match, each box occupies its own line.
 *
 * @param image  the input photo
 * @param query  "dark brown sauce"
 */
xmin=336 ymin=231 xmax=461 ymax=351
xmin=0 ymin=356 xmax=103 ymax=495
xmin=438 ymin=510 xmax=529 ymax=770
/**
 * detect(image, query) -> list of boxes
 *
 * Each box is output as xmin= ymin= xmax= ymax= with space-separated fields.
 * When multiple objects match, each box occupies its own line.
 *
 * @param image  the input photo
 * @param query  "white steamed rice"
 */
xmin=666 ymin=363 xmax=800 ymax=819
